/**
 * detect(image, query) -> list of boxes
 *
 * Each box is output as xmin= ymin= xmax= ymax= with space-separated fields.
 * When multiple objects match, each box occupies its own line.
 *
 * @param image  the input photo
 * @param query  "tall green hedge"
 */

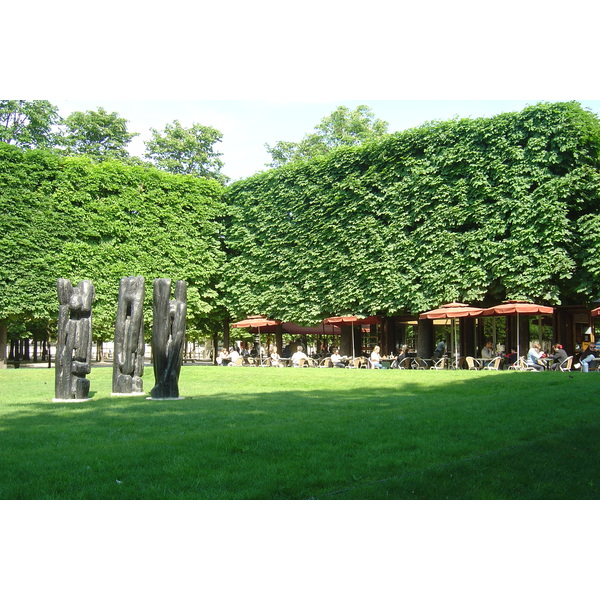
xmin=0 ymin=144 xmax=226 ymax=340
xmin=223 ymin=102 xmax=600 ymax=322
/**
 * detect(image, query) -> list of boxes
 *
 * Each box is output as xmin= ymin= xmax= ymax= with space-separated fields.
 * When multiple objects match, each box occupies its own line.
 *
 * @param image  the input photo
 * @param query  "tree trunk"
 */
xmin=0 ymin=321 xmax=7 ymax=369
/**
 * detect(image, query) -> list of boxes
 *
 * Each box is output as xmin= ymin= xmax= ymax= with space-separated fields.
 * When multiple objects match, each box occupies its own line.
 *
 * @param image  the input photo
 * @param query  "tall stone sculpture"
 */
xmin=112 ymin=276 xmax=145 ymax=396
xmin=54 ymin=279 xmax=95 ymax=402
xmin=150 ymin=278 xmax=187 ymax=400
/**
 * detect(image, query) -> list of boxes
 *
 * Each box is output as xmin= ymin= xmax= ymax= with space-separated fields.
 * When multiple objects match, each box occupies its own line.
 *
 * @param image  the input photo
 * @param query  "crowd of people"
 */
xmin=215 ymin=337 xmax=598 ymax=371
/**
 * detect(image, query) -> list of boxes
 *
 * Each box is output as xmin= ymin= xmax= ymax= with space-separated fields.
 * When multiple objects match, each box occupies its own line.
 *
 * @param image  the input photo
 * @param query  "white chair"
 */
xmin=396 ymin=356 xmax=412 ymax=370
xmin=484 ymin=356 xmax=502 ymax=371
xmin=431 ymin=357 xmax=446 ymax=370
xmin=465 ymin=356 xmax=479 ymax=370
xmin=412 ymin=357 xmax=429 ymax=370
xmin=508 ymin=357 xmax=534 ymax=371
xmin=559 ymin=356 xmax=573 ymax=372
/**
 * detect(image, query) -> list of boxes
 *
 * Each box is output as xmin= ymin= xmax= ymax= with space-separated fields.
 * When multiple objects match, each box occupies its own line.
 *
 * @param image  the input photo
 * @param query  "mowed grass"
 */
xmin=1 ymin=365 xmax=599 ymax=500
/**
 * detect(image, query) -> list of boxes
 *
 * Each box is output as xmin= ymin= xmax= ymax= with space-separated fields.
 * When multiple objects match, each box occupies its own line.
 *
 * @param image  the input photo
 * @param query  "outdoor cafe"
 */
xmin=225 ymin=301 xmax=600 ymax=370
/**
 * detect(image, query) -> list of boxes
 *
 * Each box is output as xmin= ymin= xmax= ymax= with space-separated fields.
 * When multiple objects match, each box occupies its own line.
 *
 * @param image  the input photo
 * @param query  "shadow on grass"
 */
xmin=314 ymin=422 xmax=600 ymax=500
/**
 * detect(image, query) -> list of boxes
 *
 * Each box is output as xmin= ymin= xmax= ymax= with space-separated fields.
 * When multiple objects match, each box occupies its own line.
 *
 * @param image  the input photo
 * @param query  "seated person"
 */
xmin=370 ymin=345 xmax=383 ymax=369
xmin=432 ymin=340 xmax=446 ymax=359
xmin=548 ymin=344 xmax=568 ymax=370
xmin=228 ymin=347 xmax=240 ymax=365
xmin=526 ymin=342 xmax=545 ymax=371
xmin=481 ymin=340 xmax=495 ymax=360
xmin=504 ymin=348 xmax=517 ymax=366
xmin=330 ymin=348 xmax=346 ymax=368
xmin=217 ymin=348 xmax=230 ymax=366
xmin=579 ymin=343 xmax=597 ymax=372
xmin=291 ymin=345 xmax=308 ymax=367
xmin=393 ymin=345 xmax=408 ymax=368
xmin=270 ymin=346 xmax=283 ymax=368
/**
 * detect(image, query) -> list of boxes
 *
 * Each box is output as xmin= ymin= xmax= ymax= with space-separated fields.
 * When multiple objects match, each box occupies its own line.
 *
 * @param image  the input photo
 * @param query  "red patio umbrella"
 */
xmin=323 ymin=315 xmax=381 ymax=325
xmin=322 ymin=315 xmax=381 ymax=357
xmin=481 ymin=301 xmax=554 ymax=358
xmin=230 ymin=316 xmax=281 ymax=352
xmin=591 ymin=307 xmax=600 ymax=318
xmin=418 ymin=302 xmax=484 ymax=320
xmin=419 ymin=303 xmax=484 ymax=366
xmin=245 ymin=322 xmax=342 ymax=335
xmin=230 ymin=315 xmax=281 ymax=329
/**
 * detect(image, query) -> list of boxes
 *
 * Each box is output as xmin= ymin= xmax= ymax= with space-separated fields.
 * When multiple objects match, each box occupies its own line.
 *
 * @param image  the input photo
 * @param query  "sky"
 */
xmin=49 ymin=98 xmax=600 ymax=181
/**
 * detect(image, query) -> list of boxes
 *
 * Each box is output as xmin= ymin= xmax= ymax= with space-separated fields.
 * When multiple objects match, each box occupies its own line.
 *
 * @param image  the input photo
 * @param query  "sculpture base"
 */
xmin=111 ymin=392 xmax=146 ymax=397
xmin=147 ymin=396 xmax=185 ymax=401
xmin=52 ymin=397 xmax=92 ymax=403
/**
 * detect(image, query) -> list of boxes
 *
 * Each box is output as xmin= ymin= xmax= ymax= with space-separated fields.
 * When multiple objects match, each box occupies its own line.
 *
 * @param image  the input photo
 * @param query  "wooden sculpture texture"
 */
xmin=150 ymin=278 xmax=187 ymax=399
xmin=55 ymin=279 xmax=95 ymax=400
xmin=112 ymin=276 xmax=145 ymax=395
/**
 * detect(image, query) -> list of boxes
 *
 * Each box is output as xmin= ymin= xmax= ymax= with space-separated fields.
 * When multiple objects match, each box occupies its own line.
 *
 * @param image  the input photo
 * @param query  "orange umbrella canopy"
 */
xmin=246 ymin=322 xmax=342 ymax=335
xmin=323 ymin=315 xmax=381 ymax=325
xmin=419 ymin=302 xmax=484 ymax=319
xmin=481 ymin=301 xmax=554 ymax=317
xmin=230 ymin=315 xmax=281 ymax=328
xmin=590 ymin=307 xmax=600 ymax=318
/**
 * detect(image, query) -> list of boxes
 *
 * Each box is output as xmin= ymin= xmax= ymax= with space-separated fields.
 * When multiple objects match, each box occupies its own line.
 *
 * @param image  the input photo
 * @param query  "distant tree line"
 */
xmin=0 ymin=100 xmax=227 ymax=183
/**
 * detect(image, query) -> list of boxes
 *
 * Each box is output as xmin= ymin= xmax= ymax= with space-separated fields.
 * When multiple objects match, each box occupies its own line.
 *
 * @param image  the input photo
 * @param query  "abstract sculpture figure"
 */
xmin=112 ymin=276 xmax=145 ymax=395
xmin=150 ymin=278 xmax=187 ymax=400
xmin=54 ymin=279 xmax=95 ymax=401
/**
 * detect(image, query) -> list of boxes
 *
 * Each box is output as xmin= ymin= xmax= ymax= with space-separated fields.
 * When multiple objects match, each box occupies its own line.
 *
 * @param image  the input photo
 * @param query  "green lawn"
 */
xmin=1 ymin=365 xmax=599 ymax=499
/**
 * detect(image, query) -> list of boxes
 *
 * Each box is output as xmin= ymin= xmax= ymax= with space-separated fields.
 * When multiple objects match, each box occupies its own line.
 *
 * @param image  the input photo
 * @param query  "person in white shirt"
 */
xmin=217 ymin=348 xmax=230 ymax=366
xmin=330 ymin=348 xmax=345 ymax=368
xmin=270 ymin=346 xmax=283 ymax=367
xmin=370 ymin=346 xmax=383 ymax=369
xmin=228 ymin=347 xmax=240 ymax=365
xmin=291 ymin=345 xmax=308 ymax=367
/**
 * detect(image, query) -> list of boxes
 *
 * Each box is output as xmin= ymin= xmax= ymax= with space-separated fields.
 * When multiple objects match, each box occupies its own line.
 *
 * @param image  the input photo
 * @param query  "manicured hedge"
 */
xmin=222 ymin=102 xmax=600 ymax=322
xmin=0 ymin=144 xmax=226 ymax=339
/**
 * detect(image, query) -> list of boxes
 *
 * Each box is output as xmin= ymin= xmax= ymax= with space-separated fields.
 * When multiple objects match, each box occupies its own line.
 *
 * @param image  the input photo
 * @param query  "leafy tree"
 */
xmin=0 ymin=143 xmax=227 ymax=350
xmin=61 ymin=107 xmax=138 ymax=160
xmin=144 ymin=120 xmax=226 ymax=183
xmin=225 ymin=102 xmax=600 ymax=323
xmin=265 ymin=105 xmax=389 ymax=168
xmin=0 ymin=100 xmax=62 ymax=148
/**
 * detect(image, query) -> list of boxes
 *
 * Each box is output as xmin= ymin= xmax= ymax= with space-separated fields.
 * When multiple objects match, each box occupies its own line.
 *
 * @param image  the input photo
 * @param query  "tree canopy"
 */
xmin=144 ymin=120 xmax=226 ymax=183
xmin=265 ymin=105 xmax=389 ymax=168
xmin=61 ymin=107 xmax=138 ymax=160
xmin=225 ymin=101 xmax=600 ymax=323
xmin=0 ymin=100 xmax=62 ymax=148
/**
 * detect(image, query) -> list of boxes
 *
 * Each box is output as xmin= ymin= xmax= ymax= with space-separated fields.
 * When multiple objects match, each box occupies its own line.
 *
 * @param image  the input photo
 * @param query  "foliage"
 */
xmin=0 ymin=100 xmax=62 ymax=148
xmin=225 ymin=102 xmax=600 ymax=322
xmin=144 ymin=120 xmax=226 ymax=183
xmin=61 ymin=107 xmax=138 ymax=160
xmin=265 ymin=105 xmax=389 ymax=168
xmin=0 ymin=143 xmax=64 ymax=325
xmin=0 ymin=143 xmax=227 ymax=340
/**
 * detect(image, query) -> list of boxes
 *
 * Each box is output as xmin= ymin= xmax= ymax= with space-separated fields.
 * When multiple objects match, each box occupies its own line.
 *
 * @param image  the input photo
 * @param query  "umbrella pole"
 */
xmin=517 ymin=314 xmax=520 ymax=360
xmin=352 ymin=324 xmax=355 ymax=359
xmin=454 ymin=318 xmax=458 ymax=368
